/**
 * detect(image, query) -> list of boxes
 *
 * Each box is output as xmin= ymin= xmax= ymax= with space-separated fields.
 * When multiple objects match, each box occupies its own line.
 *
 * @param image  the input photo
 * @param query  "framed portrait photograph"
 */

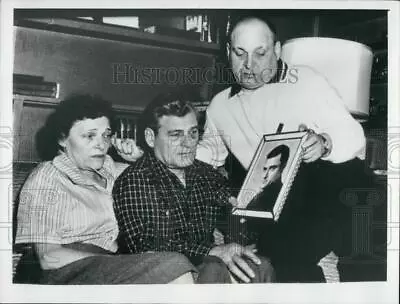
xmin=233 ymin=131 xmax=308 ymax=221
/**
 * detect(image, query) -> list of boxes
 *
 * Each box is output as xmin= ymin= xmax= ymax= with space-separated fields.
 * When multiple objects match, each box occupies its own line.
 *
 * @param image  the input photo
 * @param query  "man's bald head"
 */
xmin=227 ymin=16 xmax=281 ymax=90
xmin=229 ymin=17 xmax=277 ymax=44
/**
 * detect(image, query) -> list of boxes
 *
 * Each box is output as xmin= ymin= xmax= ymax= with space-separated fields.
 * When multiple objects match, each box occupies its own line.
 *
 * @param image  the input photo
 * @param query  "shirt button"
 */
xmin=240 ymin=217 xmax=246 ymax=224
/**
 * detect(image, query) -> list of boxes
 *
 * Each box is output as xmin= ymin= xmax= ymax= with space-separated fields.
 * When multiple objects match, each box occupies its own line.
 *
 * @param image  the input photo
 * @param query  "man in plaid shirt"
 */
xmin=113 ymin=92 xmax=274 ymax=283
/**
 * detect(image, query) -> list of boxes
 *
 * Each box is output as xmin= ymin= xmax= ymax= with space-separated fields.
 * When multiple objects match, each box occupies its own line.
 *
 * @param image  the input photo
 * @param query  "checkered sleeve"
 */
xmin=170 ymin=239 xmax=213 ymax=257
xmin=171 ymin=163 xmax=233 ymax=256
xmin=113 ymin=169 xmax=159 ymax=253
xmin=168 ymin=197 xmax=223 ymax=257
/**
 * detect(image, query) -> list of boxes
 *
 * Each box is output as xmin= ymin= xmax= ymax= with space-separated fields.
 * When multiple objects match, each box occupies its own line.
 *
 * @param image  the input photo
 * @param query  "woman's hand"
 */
xmin=111 ymin=136 xmax=144 ymax=163
xmin=228 ymin=196 xmax=239 ymax=207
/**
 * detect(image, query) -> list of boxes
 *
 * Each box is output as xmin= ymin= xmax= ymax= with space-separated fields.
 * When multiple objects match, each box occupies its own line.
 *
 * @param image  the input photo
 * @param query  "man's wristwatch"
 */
xmin=320 ymin=133 xmax=332 ymax=157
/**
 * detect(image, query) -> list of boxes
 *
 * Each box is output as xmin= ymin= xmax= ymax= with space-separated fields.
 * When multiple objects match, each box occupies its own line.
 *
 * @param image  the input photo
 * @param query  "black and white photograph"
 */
xmin=0 ymin=1 xmax=398 ymax=303
xmin=234 ymin=131 xmax=307 ymax=220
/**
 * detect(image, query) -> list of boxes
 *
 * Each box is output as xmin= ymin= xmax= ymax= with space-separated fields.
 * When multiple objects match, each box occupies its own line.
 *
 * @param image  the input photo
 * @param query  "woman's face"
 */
xmin=59 ymin=116 xmax=112 ymax=171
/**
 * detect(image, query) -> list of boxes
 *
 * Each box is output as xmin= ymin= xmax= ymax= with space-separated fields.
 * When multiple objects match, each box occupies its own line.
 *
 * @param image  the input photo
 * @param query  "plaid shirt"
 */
xmin=112 ymin=153 xmax=231 ymax=259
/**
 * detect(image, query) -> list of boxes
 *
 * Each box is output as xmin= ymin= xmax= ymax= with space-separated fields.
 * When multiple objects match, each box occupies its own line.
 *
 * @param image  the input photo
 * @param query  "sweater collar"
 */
xmin=229 ymin=59 xmax=289 ymax=98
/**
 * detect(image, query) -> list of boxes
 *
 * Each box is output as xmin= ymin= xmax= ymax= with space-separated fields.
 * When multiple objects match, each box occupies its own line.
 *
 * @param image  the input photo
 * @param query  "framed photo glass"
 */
xmin=233 ymin=131 xmax=307 ymax=221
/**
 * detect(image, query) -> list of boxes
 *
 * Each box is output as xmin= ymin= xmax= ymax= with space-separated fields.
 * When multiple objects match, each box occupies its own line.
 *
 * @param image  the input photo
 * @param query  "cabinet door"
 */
xmin=13 ymin=97 xmax=56 ymax=163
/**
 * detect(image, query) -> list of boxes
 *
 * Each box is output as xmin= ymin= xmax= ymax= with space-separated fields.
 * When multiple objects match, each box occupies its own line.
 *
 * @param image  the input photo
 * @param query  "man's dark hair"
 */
xmin=36 ymin=94 xmax=115 ymax=160
xmin=137 ymin=91 xmax=198 ymax=151
xmin=227 ymin=13 xmax=278 ymax=44
xmin=267 ymin=144 xmax=290 ymax=169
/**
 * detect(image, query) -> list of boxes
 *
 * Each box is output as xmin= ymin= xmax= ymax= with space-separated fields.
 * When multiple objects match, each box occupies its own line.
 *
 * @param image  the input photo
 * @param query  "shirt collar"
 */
xmin=229 ymin=59 xmax=289 ymax=98
xmin=53 ymin=152 xmax=113 ymax=187
xmin=144 ymin=152 xmax=171 ymax=178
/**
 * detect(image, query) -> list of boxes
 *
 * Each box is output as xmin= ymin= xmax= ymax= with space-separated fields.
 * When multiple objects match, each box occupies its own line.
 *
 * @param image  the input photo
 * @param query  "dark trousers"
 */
xmin=39 ymin=252 xmax=196 ymax=284
xmin=223 ymin=159 xmax=368 ymax=283
xmin=195 ymin=255 xmax=275 ymax=283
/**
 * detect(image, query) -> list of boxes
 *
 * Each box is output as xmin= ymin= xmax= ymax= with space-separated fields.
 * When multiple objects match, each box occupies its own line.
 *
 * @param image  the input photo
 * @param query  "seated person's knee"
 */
xmin=164 ymin=252 xmax=193 ymax=268
xmin=196 ymin=256 xmax=231 ymax=283
xmin=257 ymin=256 xmax=275 ymax=282
xmin=242 ymin=256 xmax=275 ymax=283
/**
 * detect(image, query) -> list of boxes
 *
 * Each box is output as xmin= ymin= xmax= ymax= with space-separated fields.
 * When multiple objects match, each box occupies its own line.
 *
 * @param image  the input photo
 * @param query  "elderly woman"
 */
xmin=15 ymin=94 xmax=196 ymax=284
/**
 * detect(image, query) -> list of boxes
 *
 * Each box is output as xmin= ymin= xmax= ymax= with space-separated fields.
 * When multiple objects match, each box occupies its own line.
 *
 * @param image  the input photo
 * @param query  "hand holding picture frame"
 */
xmin=233 ymin=131 xmax=308 ymax=222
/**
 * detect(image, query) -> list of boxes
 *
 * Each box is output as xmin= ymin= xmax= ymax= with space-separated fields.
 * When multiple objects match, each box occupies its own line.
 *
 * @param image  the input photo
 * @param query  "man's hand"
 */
xmin=208 ymin=243 xmax=261 ymax=283
xmin=213 ymin=228 xmax=225 ymax=246
xmin=111 ymin=136 xmax=144 ymax=163
xmin=298 ymin=125 xmax=331 ymax=163
xmin=228 ymin=196 xmax=239 ymax=208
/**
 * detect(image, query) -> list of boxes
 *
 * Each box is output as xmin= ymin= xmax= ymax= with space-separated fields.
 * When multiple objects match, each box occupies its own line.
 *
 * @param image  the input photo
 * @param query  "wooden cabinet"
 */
xmin=14 ymin=19 xmax=218 ymax=109
xmin=13 ymin=17 xmax=220 ymax=162
xmin=13 ymin=96 xmax=143 ymax=163
xmin=13 ymin=96 xmax=56 ymax=162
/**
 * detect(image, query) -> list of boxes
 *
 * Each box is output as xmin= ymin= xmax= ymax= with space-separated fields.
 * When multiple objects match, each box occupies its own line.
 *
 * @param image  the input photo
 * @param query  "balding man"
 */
xmin=197 ymin=16 xmax=366 ymax=282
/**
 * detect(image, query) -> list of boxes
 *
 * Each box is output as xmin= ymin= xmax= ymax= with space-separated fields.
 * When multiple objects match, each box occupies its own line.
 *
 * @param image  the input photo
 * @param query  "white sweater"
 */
xmin=196 ymin=65 xmax=366 ymax=169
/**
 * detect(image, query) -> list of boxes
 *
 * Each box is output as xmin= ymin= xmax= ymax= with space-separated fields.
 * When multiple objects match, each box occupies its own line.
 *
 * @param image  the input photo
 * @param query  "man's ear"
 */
xmin=58 ymin=134 xmax=67 ymax=150
xmin=226 ymin=42 xmax=231 ymax=60
xmin=274 ymin=41 xmax=282 ymax=60
xmin=144 ymin=127 xmax=155 ymax=148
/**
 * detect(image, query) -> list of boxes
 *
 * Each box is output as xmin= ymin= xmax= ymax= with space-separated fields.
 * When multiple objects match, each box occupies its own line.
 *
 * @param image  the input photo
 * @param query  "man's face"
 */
xmin=148 ymin=111 xmax=199 ymax=170
xmin=261 ymin=154 xmax=283 ymax=187
xmin=228 ymin=19 xmax=281 ymax=90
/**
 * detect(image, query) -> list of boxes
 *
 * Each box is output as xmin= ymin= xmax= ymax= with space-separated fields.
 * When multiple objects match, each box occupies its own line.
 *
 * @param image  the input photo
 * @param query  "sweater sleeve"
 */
xmin=196 ymin=109 xmax=229 ymax=168
xmin=300 ymin=69 xmax=366 ymax=163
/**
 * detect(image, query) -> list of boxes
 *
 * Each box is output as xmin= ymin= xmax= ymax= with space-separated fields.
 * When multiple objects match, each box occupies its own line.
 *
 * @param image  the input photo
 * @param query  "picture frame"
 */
xmin=233 ymin=131 xmax=308 ymax=221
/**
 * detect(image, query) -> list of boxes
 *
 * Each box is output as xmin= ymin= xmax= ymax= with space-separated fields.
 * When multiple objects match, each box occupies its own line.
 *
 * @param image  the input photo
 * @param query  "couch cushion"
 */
xmin=13 ymin=162 xmax=39 ymax=281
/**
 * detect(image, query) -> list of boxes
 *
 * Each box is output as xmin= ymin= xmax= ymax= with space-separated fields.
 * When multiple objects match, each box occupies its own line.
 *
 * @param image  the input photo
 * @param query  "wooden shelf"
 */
xmin=14 ymin=94 xmax=143 ymax=114
xmin=15 ymin=17 xmax=221 ymax=54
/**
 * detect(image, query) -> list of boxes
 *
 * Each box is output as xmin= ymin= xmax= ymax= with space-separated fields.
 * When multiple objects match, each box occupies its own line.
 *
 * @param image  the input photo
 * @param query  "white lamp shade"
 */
xmin=281 ymin=37 xmax=373 ymax=120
